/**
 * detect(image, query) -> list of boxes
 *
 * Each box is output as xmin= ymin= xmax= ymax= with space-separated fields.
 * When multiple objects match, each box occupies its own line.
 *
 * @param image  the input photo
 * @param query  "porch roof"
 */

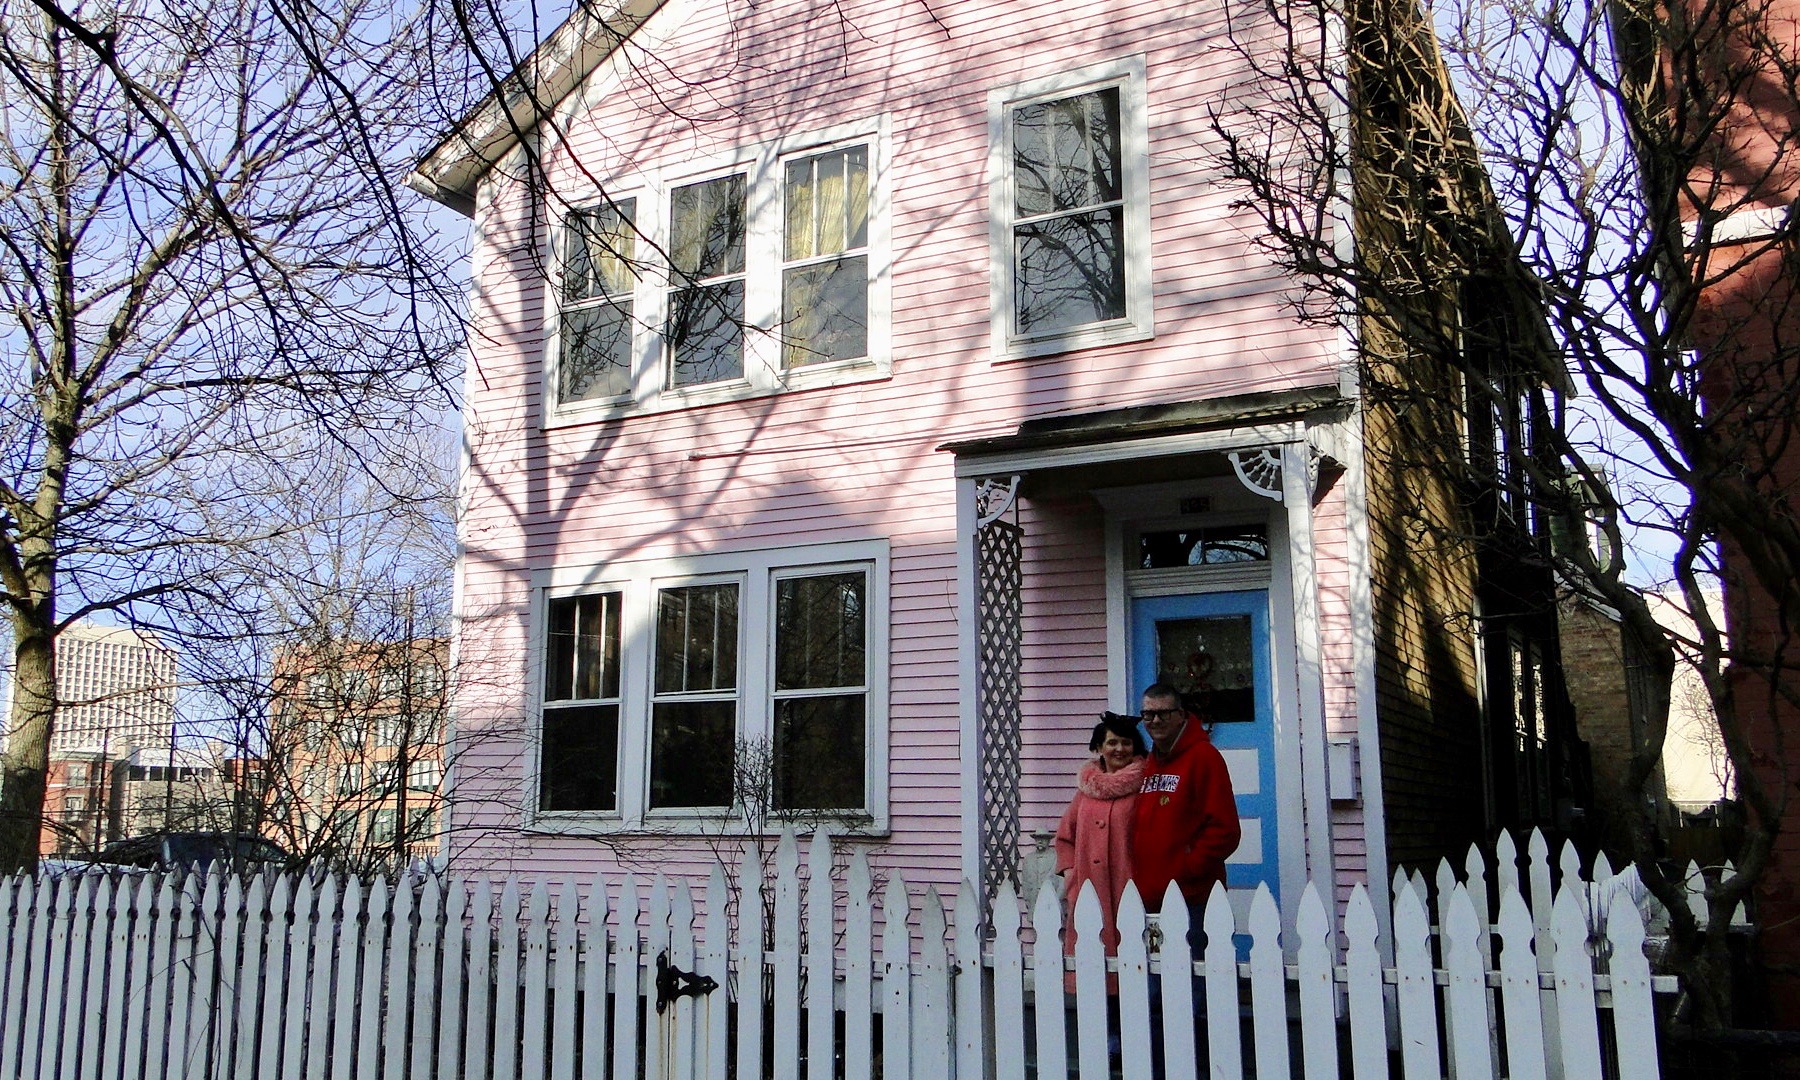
xmin=940 ymin=385 xmax=1349 ymax=474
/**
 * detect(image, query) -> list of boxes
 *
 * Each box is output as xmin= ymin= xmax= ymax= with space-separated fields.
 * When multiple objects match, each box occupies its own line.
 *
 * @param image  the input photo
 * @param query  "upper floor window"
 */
xmin=990 ymin=58 xmax=1152 ymax=360
xmin=547 ymin=122 xmax=890 ymax=424
xmin=783 ymin=147 xmax=870 ymax=368
xmin=667 ymin=176 xmax=746 ymax=387
xmin=561 ymin=201 xmax=637 ymax=403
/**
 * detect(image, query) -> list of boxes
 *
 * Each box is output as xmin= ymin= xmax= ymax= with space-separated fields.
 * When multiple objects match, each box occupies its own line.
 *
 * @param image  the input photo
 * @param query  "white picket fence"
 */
xmin=0 ymin=829 xmax=1672 ymax=1080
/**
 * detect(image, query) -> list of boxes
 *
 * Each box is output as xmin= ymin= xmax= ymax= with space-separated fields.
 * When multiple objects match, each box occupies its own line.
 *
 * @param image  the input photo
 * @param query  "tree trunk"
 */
xmin=0 ymin=624 xmax=55 ymax=870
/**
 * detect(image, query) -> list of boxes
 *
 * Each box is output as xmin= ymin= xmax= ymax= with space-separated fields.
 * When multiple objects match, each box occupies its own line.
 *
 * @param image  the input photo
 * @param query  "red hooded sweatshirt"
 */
xmin=1131 ymin=719 xmax=1241 ymax=911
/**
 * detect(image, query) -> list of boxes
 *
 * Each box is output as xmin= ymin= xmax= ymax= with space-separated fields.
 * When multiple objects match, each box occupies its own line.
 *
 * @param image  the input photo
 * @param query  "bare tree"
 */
xmin=0 ymin=0 xmax=466 ymax=868
xmin=159 ymin=434 xmax=459 ymax=875
xmin=1211 ymin=0 xmax=1800 ymax=1029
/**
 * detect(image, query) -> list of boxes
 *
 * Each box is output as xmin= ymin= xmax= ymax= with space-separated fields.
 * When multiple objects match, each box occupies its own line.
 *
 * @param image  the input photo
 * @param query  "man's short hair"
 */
xmin=1141 ymin=681 xmax=1183 ymax=705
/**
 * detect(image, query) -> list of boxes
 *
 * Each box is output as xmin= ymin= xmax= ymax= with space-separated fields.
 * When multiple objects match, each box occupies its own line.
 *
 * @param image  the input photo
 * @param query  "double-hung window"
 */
xmin=559 ymin=201 xmax=637 ymax=403
xmin=540 ymin=591 xmax=622 ymax=812
xmin=666 ymin=177 xmax=747 ymax=387
xmin=782 ymin=147 xmax=870 ymax=368
xmin=532 ymin=540 xmax=889 ymax=831
xmin=547 ymin=121 xmax=889 ymax=422
xmin=990 ymin=58 xmax=1152 ymax=359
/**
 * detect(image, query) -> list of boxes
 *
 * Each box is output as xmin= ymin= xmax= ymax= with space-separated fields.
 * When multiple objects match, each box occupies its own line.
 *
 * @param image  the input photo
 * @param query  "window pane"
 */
xmin=655 ymin=584 xmax=739 ymax=693
xmin=1013 ymin=88 xmax=1121 ymax=218
xmin=546 ymin=593 xmax=621 ymax=702
xmin=781 ymin=255 xmax=868 ymax=368
xmin=785 ymin=147 xmax=869 ymax=260
xmin=560 ymin=300 xmax=634 ymax=402
xmin=667 ymin=281 xmax=745 ymax=386
xmin=1152 ymin=614 xmax=1256 ymax=724
xmin=670 ymin=175 xmax=746 ymax=279
xmin=541 ymin=703 xmax=620 ymax=811
xmin=774 ymin=695 xmax=865 ymax=810
xmin=1013 ymin=207 xmax=1125 ymax=333
xmin=649 ymin=699 xmax=736 ymax=807
xmin=1138 ymin=524 xmax=1271 ymax=568
xmin=776 ymin=572 xmax=866 ymax=690
xmin=564 ymin=201 xmax=636 ymax=301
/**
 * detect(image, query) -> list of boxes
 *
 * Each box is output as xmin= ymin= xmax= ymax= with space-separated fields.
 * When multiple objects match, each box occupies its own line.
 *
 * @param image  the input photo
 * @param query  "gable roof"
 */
xmin=406 ymin=0 xmax=665 ymax=215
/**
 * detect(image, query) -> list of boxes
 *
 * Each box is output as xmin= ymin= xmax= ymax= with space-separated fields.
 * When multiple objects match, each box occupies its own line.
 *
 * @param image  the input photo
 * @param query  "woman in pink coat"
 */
xmin=1053 ymin=712 xmax=1147 ymax=991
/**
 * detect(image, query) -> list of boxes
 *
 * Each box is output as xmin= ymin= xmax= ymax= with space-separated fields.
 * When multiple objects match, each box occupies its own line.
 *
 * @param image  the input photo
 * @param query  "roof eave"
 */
xmin=408 ymin=0 xmax=665 ymax=213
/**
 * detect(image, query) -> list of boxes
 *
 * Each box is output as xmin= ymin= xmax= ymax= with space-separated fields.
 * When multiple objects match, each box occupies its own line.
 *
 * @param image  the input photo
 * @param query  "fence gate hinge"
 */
xmin=654 ymin=951 xmax=718 ymax=1014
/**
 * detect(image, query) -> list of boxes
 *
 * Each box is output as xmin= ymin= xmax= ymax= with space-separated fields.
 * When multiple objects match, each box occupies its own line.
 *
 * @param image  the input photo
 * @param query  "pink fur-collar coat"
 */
xmin=1053 ymin=757 xmax=1144 ymax=981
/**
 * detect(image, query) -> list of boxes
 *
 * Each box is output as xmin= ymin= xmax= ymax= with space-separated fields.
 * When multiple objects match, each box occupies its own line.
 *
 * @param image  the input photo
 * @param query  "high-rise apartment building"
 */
xmin=42 ymin=623 xmax=178 ymax=755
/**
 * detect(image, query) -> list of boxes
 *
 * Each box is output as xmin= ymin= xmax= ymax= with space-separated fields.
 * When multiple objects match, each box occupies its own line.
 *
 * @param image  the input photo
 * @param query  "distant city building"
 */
xmin=115 ymin=745 xmax=225 ymax=840
xmin=1 ymin=622 xmax=181 ymax=856
xmin=269 ymin=639 xmax=448 ymax=867
xmin=42 ymin=622 xmax=177 ymax=755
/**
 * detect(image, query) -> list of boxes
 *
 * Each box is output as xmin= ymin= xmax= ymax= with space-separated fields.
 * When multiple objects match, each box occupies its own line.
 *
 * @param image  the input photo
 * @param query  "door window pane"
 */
xmin=1138 ymin=524 xmax=1271 ymax=568
xmin=1153 ymin=614 xmax=1256 ymax=724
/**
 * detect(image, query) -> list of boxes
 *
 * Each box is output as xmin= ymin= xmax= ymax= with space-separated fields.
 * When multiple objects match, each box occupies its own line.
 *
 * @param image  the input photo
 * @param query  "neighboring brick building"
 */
xmin=267 ymin=639 xmax=448 ymax=869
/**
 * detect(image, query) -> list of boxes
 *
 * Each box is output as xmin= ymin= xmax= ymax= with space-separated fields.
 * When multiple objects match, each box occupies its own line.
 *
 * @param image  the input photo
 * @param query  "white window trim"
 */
xmin=987 ymin=56 xmax=1153 ymax=361
xmin=524 ymin=538 xmax=891 ymax=835
xmin=543 ymin=116 xmax=893 ymax=428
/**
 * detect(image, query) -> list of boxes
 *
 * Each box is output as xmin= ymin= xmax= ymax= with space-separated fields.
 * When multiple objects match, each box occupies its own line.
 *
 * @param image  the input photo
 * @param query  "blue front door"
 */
xmin=1130 ymin=590 xmax=1278 ymax=911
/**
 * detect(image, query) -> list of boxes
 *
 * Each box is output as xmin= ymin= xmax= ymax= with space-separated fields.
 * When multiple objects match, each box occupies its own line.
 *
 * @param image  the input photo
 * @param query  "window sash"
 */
xmin=542 ymin=592 xmax=623 ymax=813
xmin=990 ymin=61 xmax=1150 ymax=359
xmin=649 ymin=581 xmax=741 ymax=809
xmin=536 ymin=548 xmax=884 ymax=826
xmin=666 ymin=175 xmax=747 ymax=388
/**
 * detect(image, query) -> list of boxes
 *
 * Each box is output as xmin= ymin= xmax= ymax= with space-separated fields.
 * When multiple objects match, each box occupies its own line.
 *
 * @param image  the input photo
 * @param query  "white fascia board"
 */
xmin=408 ymin=0 xmax=666 ymax=210
xmin=950 ymin=420 xmax=1305 ymax=479
xmin=1683 ymin=203 xmax=1794 ymax=248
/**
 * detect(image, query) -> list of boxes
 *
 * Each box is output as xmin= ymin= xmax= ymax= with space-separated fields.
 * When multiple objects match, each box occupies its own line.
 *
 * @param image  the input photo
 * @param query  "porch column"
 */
xmin=1230 ymin=445 xmax=1335 ymax=919
xmin=957 ymin=474 xmax=1024 ymax=907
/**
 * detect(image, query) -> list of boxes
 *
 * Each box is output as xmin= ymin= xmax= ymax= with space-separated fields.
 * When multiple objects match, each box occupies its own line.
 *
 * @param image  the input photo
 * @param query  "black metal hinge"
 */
xmin=654 ymin=951 xmax=718 ymax=1014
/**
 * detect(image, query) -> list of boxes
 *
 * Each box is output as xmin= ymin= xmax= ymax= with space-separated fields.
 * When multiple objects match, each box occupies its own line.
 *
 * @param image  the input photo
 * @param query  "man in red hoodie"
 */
xmin=1133 ymin=681 xmax=1241 ymax=922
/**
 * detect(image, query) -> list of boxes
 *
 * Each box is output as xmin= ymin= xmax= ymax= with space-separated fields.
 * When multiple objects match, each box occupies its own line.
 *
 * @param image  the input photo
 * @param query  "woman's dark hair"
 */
xmin=1089 ymin=712 xmax=1149 ymax=755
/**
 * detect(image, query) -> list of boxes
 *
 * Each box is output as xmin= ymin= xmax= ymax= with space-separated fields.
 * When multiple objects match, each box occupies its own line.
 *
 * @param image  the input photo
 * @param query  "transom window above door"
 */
xmin=547 ymin=121 xmax=891 ymax=425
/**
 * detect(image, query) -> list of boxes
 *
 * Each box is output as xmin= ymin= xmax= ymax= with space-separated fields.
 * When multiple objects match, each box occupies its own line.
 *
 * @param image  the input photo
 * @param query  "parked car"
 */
xmin=93 ymin=832 xmax=289 ymax=874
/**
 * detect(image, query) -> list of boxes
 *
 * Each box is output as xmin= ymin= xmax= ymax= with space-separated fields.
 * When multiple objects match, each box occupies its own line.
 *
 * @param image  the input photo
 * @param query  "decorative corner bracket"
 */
xmin=1228 ymin=446 xmax=1322 ymax=504
xmin=976 ymin=475 xmax=1022 ymax=527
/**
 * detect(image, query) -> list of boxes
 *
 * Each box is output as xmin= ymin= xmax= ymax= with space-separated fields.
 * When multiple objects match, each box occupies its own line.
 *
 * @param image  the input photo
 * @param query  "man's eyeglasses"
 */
xmin=1141 ymin=708 xmax=1185 ymax=721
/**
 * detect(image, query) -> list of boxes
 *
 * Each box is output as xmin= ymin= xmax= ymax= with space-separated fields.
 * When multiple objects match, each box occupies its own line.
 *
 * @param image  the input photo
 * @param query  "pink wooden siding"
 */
xmin=447 ymin=0 xmax=1368 ymax=896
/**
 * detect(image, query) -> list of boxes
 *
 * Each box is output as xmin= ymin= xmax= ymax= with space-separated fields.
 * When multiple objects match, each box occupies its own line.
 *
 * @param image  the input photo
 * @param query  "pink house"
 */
xmin=410 ymin=0 xmax=1576 ymax=937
